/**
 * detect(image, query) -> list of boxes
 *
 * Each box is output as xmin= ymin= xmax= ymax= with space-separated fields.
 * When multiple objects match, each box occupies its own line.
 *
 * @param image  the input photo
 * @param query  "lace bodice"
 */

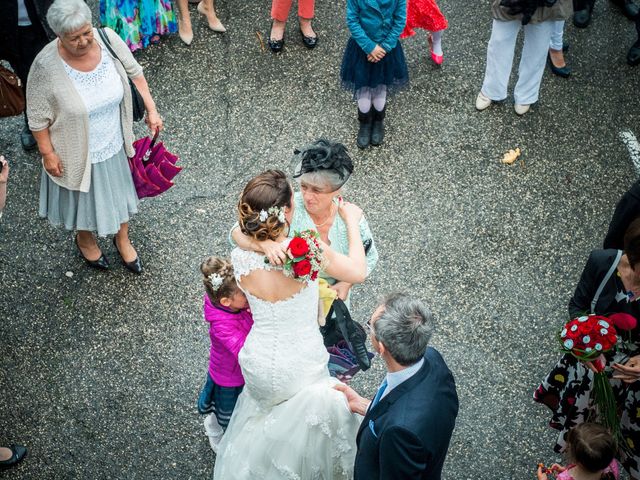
xmin=230 ymin=247 xmax=329 ymax=407
xmin=63 ymin=44 xmax=124 ymax=164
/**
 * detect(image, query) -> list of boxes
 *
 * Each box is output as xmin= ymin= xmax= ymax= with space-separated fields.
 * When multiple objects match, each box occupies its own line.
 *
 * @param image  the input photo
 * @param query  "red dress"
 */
xmin=400 ymin=0 xmax=448 ymax=39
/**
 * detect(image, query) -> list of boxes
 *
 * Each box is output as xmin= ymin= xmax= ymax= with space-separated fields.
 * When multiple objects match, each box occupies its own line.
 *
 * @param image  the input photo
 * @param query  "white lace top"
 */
xmin=63 ymin=44 xmax=124 ymax=164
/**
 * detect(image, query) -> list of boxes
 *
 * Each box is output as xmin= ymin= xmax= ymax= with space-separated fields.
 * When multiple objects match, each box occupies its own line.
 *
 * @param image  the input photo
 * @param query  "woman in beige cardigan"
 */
xmin=27 ymin=0 xmax=162 ymax=273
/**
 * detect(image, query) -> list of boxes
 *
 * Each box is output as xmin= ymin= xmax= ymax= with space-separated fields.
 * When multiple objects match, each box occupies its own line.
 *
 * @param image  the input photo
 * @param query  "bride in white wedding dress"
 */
xmin=213 ymin=170 xmax=368 ymax=480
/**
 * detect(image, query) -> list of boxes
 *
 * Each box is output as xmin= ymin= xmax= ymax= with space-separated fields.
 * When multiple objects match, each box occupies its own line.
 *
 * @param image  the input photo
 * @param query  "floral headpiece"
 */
xmin=208 ymin=273 xmax=224 ymax=291
xmin=259 ymin=206 xmax=286 ymax=224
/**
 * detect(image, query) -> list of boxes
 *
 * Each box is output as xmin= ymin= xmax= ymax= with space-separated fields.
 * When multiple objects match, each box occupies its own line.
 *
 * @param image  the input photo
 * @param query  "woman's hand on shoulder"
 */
xmin=263 ymin=239 xmax=289 ymax=266
xmin=43 ymin=151 xmax=63 ymax=177
xmin=338 ymin=199 xmax=363 ymax=225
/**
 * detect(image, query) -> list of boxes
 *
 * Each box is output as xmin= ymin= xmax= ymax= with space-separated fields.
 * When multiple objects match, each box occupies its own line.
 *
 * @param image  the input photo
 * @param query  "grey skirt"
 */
xmin=39 ymin=147 xmax=139 ymax=237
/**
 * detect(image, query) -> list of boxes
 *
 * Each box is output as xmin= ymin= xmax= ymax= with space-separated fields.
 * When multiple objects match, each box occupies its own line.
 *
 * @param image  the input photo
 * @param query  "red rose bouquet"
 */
xmin=283 ymin=230 xmax=323 ymax=282
xmin=559 ymin=314 xmax=619 ymax=435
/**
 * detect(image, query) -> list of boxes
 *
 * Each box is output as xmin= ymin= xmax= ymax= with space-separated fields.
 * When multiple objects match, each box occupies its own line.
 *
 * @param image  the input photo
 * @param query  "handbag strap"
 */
xmin=591 ymin=249 xmax=623 ymax=314
xmin=97 ymin=28 xmax=125 ymax=69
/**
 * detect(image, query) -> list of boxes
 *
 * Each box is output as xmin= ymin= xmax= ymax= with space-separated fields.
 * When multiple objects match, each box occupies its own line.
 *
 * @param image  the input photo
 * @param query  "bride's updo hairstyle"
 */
xmin=238 ymin=169 xmax=293 ymax=242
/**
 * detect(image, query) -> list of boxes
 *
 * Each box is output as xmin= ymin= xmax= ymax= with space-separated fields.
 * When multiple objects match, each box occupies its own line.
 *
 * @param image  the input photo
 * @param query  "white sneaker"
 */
xmin=204 ymin=414 xmax=224 ymax=453
xmin=475 ymin=91 xmax=492 ymax=111
xmin=514 ymin=103 xmax=530 ymax=115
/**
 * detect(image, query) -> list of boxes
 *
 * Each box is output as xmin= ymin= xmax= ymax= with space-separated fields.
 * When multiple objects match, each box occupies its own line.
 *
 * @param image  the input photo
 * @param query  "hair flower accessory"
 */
xmin=208 ymin=273 xmax=224 ymax=290
xmin=259 ymin=206 xmax=286 ymax=224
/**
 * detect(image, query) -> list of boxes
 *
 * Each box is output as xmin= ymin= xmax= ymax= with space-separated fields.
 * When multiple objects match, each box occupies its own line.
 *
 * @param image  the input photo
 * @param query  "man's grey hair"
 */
xmin=373 ymin=293 xmax=434 ymax=366
xmin=47 ymin=0 xmax=92 ymax=36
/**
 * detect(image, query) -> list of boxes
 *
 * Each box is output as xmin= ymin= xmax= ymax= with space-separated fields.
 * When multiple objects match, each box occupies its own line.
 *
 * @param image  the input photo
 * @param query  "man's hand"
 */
xmin=334 ymin=383 xmax=371 ymax=416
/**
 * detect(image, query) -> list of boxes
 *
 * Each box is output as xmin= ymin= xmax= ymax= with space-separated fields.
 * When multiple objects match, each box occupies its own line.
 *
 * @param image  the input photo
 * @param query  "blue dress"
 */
xmin=340 ymin=0 xmax=409 ymax=95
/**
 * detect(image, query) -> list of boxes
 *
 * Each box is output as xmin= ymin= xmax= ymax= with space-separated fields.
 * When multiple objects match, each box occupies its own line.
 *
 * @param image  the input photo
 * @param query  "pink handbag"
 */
xmin=129 ymin=131 xmax=182 ymax=199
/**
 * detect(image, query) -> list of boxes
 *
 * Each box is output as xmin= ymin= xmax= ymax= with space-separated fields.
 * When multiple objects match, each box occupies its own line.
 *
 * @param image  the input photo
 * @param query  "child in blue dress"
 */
xmin=340 ymin=0 xmax=409 ymax=149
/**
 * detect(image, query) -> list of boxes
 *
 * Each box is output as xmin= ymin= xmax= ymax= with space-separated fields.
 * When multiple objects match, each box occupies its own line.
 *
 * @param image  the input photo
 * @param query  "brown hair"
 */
xmin=566 ymin=423 xmax=617 ymax=473
xmin=624 ymin=217 xmax=640 ymax=271
xmin=200 ymin=256 xmax=238 ymax=304
xmin=238 ymin=170 xmax=293 ymax=241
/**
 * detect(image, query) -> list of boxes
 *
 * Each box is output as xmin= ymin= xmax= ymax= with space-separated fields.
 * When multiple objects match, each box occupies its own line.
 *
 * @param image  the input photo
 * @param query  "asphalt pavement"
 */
xmin=1 ymin=0 xmax=640 ymax=478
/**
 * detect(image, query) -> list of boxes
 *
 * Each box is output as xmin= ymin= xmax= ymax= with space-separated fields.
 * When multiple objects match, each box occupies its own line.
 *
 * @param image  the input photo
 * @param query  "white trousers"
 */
xmin=481 ymin=19 xmax=554 ymax=105
xmin=549 ymin=20 xmax=565 ymax=50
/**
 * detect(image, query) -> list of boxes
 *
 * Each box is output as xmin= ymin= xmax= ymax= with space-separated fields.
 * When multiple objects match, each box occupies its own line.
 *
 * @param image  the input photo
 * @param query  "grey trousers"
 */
xmin=481 ymin=19 xmax=554 ymax=105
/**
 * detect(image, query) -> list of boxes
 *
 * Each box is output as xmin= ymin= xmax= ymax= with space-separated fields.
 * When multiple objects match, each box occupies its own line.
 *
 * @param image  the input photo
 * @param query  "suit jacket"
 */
xmin=346 ymin=0 xmax=407 ymax=55
xmin=354 ymin=347 xmax=458 ymax=480
xmin=0 ymin=0 xmax=55 ymax=63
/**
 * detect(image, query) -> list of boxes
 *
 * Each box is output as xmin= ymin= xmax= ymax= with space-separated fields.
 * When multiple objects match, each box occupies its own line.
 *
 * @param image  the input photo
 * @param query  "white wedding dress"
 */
xmin=213 ymin=248 xmax=361 ymax=480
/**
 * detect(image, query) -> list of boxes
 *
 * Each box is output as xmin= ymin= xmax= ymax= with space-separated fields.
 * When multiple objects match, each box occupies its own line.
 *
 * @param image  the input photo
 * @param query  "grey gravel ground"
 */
xmin=1 ymin=0 xmax=640 ymax=478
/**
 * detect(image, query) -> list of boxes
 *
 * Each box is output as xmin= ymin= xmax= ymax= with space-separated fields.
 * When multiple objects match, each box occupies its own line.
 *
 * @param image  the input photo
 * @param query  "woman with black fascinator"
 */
xmin=231 ymin=138 xmax=378 ymax=305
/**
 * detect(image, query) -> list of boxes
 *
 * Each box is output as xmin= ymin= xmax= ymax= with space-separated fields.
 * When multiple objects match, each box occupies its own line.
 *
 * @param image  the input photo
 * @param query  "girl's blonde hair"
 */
xmin=200 ymin=256 xmax=238 ymax=304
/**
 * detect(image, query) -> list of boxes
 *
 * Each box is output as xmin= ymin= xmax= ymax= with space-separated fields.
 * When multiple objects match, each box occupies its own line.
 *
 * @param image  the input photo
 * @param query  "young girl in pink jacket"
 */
xmin=197 ymin=256 xmax=253 ymax=452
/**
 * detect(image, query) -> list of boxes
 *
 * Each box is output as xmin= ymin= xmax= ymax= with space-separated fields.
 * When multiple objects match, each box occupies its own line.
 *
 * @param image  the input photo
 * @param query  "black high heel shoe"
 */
xmin=75 ymin=235 xmax=109 ymax=270
xmin=268 ymin=22 xmax=285 ymax=53
xmin=300 ymin=29 xmax=317 ymax=49
xmin=0 ymin=445 xmax=27 ymax=470
xmin=547 ymin=52 xmax=571 ymax=78
xmin=113 ymin=237 xmax=143 ymax=274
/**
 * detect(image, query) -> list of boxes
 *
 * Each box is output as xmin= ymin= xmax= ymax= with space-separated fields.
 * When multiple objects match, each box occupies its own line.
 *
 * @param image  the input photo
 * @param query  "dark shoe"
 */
xmin=563 ymin=42 xmax=569 ymax=53
xmin=547 ymin=52 xmax=571 ymax=77
xmin=75 ymin=235 xmax=109 ymax=270
xmin=268 ymin=37 xmax=284 ymax=52
xmin=268 ymin=23 xmax=285 ymax=53
xmin=611 ymin=0 xmax=640 ymax=18
xmin=20 ymin=126 xmax=37 ymax=151
xmin=0 ymin=445 xmax=27 ymax=469
xmin=370 ymin=107 xmax=386 ymax=146
xmin=113 ymin=237 xmax=143 ymax=274
xmin=573 ymin=0 xmax=595 ymax=27
xmin=356 ymin=109 xmax=372 ymax=149
xmin=300 ymin=29 xmax=317 ymax=49
xmin=628 ymin=38 xmax=640 ymax=65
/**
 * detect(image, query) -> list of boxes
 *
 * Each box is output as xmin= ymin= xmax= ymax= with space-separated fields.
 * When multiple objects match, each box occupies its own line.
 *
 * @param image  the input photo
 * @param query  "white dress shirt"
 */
xmin=379 ymin=357 xmax=424 ymax=401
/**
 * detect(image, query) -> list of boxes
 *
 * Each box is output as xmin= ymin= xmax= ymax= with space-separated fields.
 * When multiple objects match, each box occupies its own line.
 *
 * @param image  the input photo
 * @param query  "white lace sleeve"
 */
xmin=231 ymin=248 xmax=272 ymax=281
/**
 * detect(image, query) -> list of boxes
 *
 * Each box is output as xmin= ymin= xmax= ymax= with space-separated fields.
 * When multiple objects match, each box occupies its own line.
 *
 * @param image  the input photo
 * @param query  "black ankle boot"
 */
xmin=370 ymin=107 xmax=385 ymax=146
xmin=611 ymin=0 xmax=640 ymax=18
xmin=573 ymin=0 xmax=595 ymax=27
xmin=356 ymin=109 xmax=372 ymax=149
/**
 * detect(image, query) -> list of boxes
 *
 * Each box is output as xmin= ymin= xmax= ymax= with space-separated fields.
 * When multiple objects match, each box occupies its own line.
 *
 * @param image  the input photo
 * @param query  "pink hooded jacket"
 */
xmin=204 ymin=294 xmax=254 ymax=387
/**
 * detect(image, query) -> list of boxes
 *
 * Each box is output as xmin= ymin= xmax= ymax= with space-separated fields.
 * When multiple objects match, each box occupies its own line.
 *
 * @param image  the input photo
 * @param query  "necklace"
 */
xmin=311 ymin=204 xmax=335 ymax=228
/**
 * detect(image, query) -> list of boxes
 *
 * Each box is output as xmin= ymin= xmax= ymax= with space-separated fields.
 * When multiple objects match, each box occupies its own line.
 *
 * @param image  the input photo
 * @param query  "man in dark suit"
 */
xmin=335 ymin=293 xmax=458 ymax=480
xmin=0 ymin=0 xmax=55 ymax=150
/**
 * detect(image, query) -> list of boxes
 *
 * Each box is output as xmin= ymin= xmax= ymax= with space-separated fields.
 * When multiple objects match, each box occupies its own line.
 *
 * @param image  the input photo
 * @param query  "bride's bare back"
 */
xmin=239 ymin=268 xmax=306 ymax=303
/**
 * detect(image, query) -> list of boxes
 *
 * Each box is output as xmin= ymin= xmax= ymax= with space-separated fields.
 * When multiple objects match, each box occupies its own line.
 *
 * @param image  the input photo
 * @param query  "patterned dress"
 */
xmin=535 ymin=250 xmax=640 ymax=478
xmin=100 ymin=0 xmax=177 ymax=52
xmin=400 ymin=0 xmax=448 ymax=39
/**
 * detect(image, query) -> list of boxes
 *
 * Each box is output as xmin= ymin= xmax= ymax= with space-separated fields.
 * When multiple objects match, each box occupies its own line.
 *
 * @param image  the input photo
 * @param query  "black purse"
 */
xmin=97 ymin=28 xmax=145 ymax=122
xmin=320 ymin=299 xmax=372 ymax=371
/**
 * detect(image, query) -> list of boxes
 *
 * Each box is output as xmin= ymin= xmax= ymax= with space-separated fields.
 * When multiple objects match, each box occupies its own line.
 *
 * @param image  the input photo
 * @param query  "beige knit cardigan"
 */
xmin=27 ymin=27 xmax=142 ymax=193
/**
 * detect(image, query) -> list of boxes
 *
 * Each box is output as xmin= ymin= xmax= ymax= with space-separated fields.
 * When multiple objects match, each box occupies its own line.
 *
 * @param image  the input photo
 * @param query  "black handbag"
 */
xmin=97 ymin=28 xmax=145 ymax=122
xmin=320 ymin=299 xmax=372 ymax=371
